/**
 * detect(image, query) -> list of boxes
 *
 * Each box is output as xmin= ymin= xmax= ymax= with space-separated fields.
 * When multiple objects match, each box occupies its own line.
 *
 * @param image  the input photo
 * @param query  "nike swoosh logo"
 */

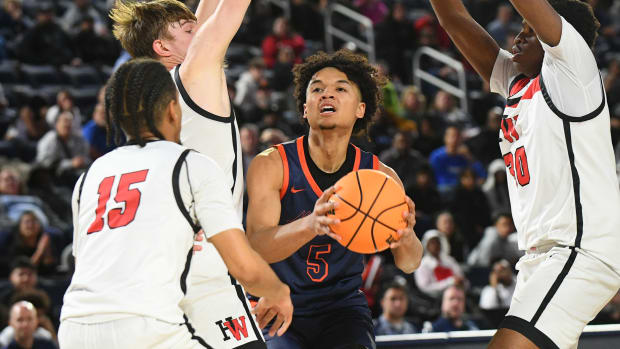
xmin=291 ymin=187 xmax=305 ymax=194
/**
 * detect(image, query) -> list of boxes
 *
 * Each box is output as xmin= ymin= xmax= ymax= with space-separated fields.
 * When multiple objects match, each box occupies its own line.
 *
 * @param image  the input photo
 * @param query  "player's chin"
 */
xmin=318 ymin=124 xmax=337 ymax=131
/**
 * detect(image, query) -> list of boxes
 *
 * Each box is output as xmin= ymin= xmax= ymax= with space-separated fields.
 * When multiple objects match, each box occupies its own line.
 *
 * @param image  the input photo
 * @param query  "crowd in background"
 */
xmin=0 ymin=0 xmax=619 ymax=346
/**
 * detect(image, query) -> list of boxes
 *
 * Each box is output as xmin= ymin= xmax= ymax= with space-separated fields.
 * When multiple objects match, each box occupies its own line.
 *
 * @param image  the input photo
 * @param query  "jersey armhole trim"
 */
xmin=297 ymin=136 xmax=323 ymax=197
xmin=540 ymin=72 xmax=606 ymax=122
xmin=76 ymin=164 xmax=92 ymax=208
xmin=372 ymin=154 xmax=379 ymax=170
xmin=172 ymin=149 xmax=201 ymax=234
xmin=352 ymin=145 xmax=361 ymax=171
xmin=275 ymin=144 xmax=289 ymax=199
xmin=174 ymin=65 xmax=232 ymax=123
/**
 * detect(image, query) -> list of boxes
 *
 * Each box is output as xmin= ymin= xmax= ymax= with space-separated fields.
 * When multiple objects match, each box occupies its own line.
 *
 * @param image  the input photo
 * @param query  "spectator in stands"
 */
xmin=72 ymin=15 xmax=118 ymax=65
xmin=2 ymin=301 xmax=56 ymax=349
xmin=380 ymin=130 xmax=427 ymax=192
xmin=235 ymin=58 xmax=269 ymax=120
xmin=427 ymin=286 xmax=479 ymax=332
xmin=6 ymin=212 xmax=57 ymax=276
xmin=0 ymin=0 xmax=32 ymax=53
xmin=485 ymin=3 xmax=520 ymax=45
xmin=414 ymin=14 xmax=452 ymax=51
xmin=271 ymin=46 xmax=295 ymax=92
xmin=479 ymin=259 xmax=515 ymax=311
xmin=257 ymin=110 xmax=294 ymax=138
xmin=406 ymin=167 xmax=441 ymax=234
xmin=240 ymin=123 xmax=260 ymax=179
xmin=245 ymin=88 xmax=275 ymax=125
xmin=466 ymin=106 xmax=503 ymax=168
xmin=44 ymin=91 xmax=82 ymax=135
xmin=400 ymin=86 xmax=427 ymax=125
xmin=259 ymin=128 xmax=289 ymax=148
xmin=412 ymin=117 xmax=442 ymax=158
xmin=434 ymin=210 xmax=467 ymax=263
xmin=262 ymin=17 xmax=305 ymax=68
xmin=0 ymin=166 xmax=67 ymax=233
xmin=482 ymin=159 xmax=511 ymax=217
xmin=0 ymin=290 xmax=55 ymax=347
xmin=604 ymin=58 xmax=620 ymax=116
xmin=0 ymin=258 xmax=37 ymax=307
xmin=374 ymin=282 xmax=418 ymax=335
xmin=375 ymin=2 xmax=416 ymax=83
xmin=60 ymin=0 xmax=107 ymax=36
xmin=16 ymin=3 xmax=74 ymax=66
xmin=449 ymin=168 xmax=491 ymax=248
xmin=593 ymin=290 xmax=620 ymax=324
xmin=428 ymin=90 xmax=467 ymax=125
xmin=429 ymin=126 xmax=484 ymax=192
xmin=82 ymin=102 xmax=114 ymax=160
xmin=36 ymin=111 xmax=90 ymax=187
xmin=289 ymin=0 xmax=324 ymax=42
xmin=353 ymin=0 xmax=388 ymax=25
xmin=415 ymin=230 xmax=465 ymax=298
xmin=467 ymin=213 xmax=521 ymax=268
xmin=3 ymin=103 xmax=49 ymax=162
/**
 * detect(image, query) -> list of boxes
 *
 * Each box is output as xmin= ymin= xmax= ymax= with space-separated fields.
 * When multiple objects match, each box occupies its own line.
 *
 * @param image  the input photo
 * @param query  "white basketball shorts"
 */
xmin=500 ymin=246 xmax=620 ymax=349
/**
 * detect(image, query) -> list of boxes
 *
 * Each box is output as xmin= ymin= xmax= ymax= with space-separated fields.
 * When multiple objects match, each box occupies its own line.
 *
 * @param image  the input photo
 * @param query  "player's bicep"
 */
xmin=246 ymin=149 xmax=283 ymax=238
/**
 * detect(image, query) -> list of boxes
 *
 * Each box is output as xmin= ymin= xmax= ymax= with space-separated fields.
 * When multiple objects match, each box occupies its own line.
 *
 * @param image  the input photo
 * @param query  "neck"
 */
xmin=307 ymin=129 xmax=351 ymax=173
xmin=15 ymin=335 xmax=33 ymax=349
xmin=160 ymin=56 xmax=183 ymax=71
xmin=22 ymin=235 xmax=37 ymax=247
xmin=384 ymin=313 xmax=403 ymax=325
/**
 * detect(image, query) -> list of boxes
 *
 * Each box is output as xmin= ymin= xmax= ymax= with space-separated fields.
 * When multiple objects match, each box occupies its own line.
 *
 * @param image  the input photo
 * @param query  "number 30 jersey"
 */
xmin=60 ymin=140 xmax=243 ymax=324
xmin=490 ymin=17 xmax=620 ymax=270
xmin=270 ymin=136 xmax=379 ymax=315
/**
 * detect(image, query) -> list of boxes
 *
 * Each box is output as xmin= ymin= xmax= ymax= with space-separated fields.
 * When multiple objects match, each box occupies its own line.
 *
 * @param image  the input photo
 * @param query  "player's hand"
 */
xmin=390 ymin=196 xmax=417 ymax=250
xmin=307 ymin=185 xmax=341 ymax=241
xmin=192 ymin=230 xmax=204 ymax=253
xmin=251 ymin=284 xmax=293 ymax=337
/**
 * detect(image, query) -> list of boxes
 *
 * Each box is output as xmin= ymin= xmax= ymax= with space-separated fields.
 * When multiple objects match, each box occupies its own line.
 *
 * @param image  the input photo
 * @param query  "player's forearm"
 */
xmin=392 ymin=238 xmax=423 ymax=274
xmin=248 ymin=218 xmax=317 ymax=263
xmin=194 ymin=0 xmax=218 ymax=27
xmin=508 ymin=0 xmax=561 ymax=46
xmin=237 ymin=249 xmax=291 ymax=298
xmin=429 ymin=0 xmax=500 ymax=83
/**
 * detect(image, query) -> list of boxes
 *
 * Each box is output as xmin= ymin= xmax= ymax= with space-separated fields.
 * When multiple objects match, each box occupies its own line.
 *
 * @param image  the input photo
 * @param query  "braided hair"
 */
xmin=104 ymin=58 xmax=177 ymax=147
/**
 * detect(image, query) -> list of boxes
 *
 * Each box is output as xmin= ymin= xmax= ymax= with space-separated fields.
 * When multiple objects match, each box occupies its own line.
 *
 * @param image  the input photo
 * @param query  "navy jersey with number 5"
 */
xmin=272 ymin=136 xmax=379 ymax=315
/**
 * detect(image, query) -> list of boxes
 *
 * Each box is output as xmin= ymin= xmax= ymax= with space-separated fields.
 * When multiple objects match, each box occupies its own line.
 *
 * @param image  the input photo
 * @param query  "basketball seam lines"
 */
xmin=370 ymin=201 xmax=408 ymax=251
xmin=345 ymin=176 xmax=388 ymax=250
xmin=336 ymin=194 xmax=404 ymax=232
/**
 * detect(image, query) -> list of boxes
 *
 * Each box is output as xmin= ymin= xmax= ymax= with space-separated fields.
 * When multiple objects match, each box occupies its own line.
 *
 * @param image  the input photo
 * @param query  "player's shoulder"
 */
xmin=247 ymin=147 xmax=283 ymax=187
xmin=250 ymin=147 xmax=282 ymax=171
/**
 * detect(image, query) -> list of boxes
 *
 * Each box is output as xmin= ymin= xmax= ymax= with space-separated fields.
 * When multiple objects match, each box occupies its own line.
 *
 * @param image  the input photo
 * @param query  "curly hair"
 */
xmin=110 ymin=0 xmax=196 ymax=59
xmin=548 ymin=0 xmax=600 ymax=48
xmin=293 ymin=50 xmax=387 ymax=135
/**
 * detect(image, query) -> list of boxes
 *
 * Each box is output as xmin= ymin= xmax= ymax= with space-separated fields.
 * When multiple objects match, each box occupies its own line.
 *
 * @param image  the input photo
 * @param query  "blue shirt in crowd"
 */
xmin=429 ymin=147 xmax=486 ymax=190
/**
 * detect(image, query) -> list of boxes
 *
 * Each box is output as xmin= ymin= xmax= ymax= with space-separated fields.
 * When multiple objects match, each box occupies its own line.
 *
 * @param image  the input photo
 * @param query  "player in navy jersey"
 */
xmin=245 ymin=50 xmax=424 ymax=349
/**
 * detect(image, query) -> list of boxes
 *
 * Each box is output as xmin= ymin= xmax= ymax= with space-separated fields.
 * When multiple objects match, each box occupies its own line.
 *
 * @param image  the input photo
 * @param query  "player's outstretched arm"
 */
xmin=508 ymin=0 xmax=561 ymax=47
xmin=428 ymin=0 xmax=500 ymax=83
xmin=377 ymin=163 xmax=423 ymax=274
xmin=246 ymin=149 xmax=341 ymax=263
xmin=194 ymin=0 xmax=218 ymax=27
xmin=209 ymin=229 xmax=293 ymax=337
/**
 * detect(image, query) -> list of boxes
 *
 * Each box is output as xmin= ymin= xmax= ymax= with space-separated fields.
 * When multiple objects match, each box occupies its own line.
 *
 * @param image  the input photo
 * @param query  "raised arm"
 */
xmin=246 ymin=148 xmax=340 ymax=263
xmin=194 ymin=0 xmax=218 ymax=27
xmin=429 ymin=0 xmax=501 ymax=83
xmin=508 ymin=0 xmax=562 ymax=47
xmin=377 ymin=163 xmax=423 ymax=274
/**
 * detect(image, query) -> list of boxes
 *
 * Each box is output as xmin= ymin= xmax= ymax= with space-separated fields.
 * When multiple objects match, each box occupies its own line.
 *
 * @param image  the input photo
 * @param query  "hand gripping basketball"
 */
xmin=306 ymin=185 xmax=343 ymax=241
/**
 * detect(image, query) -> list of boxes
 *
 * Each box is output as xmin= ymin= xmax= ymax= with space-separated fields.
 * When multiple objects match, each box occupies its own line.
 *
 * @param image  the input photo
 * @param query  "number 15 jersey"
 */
xmin=60 ymin=140 xmax=243 ymax=324
xmin=490 ymin=17 xmax=620 ymax=270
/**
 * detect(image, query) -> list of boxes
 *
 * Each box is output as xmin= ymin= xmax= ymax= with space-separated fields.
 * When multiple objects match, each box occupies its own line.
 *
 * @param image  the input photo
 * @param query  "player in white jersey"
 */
xmin=58 ymin=58 xmax=292 ymax=349
xmin=429 ymin=0 xmax=620 ymax=348
xmin=110 ymin=1 xmax=262 ymax=347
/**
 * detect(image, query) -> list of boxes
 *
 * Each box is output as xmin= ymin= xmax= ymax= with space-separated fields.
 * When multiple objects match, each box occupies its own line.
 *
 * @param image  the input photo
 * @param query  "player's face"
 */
xmin=303 ymin=67 xmax=365 ymax=132
xmin=512 ymin=20 xmax=544 ymax=77
xmin=161 ymin=19 xmax=196 ymax=62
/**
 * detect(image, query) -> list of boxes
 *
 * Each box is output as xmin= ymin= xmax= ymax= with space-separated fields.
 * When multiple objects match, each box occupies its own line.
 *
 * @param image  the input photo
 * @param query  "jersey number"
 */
xmin=307 ymin=244 xmax=331 ymax=282
xmin=503 ymin=147 xmax=530 ymax=186
xmin=87 ymin=170 xmax=149 ymax=234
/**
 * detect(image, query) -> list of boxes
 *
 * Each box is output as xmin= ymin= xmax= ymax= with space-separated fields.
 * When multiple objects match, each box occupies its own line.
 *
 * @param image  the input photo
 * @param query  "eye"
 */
xmin=337 ymin=87 xmax=346 ymax=92
xmin=312 ymin=87 xmax=322 ymax=92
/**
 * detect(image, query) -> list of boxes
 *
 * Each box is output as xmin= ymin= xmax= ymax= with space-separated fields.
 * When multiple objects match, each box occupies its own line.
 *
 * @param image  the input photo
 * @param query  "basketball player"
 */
xmin=245 ymin=50 xmax=424 ymax=349
xmin=110 ymin=1 xmax=266 ymax=347
xmin=429 ymin=0 xmax=620 ymax=348
xmin=58 ymin=59 xmax=292 ymax=349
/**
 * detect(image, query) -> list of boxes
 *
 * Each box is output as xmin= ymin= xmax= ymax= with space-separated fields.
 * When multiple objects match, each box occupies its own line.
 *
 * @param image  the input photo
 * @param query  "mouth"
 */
xmin=319 ymin=104 xmax=337 ymax=116
xmin=511 ymin=45 xmax=522 ymax=61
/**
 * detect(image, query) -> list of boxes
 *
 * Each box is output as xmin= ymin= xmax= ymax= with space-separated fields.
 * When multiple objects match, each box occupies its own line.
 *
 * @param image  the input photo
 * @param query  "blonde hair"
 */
xmin=110 ymin=0 xmax=196 ymax=59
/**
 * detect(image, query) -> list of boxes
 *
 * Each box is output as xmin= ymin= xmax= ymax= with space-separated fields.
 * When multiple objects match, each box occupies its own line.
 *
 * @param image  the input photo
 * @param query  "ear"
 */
xmin=152 ymin=39 xmax=171 ymax=58
xmin=303 ymin=103 xmax=308 ymax=119
xmin=355 ymin=102 xmax=366 ymax=119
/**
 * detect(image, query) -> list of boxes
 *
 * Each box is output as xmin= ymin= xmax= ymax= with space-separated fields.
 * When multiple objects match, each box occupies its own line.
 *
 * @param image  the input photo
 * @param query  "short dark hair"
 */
xmin=493 ymin=211 xmax=513 ymax=224
xmin=548 ymin=0 xmax=600 ymax=48
xmin=105 ymin=58 xmax=177 ymax=146
xmin=10 ymin=256 xmax=36 ymax=272
xmin=10 ymin=289 xmax=50 ymax=313
xmin=293 ymin=49 xmax=386 ymax=136
xmin=381 ymin=281 xmax=410 ymax=300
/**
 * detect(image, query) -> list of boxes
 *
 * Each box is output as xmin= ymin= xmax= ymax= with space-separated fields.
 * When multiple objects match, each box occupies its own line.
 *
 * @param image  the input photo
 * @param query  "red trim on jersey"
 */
xmin=297 ymin=136 xmax=323 ymax=197
xmin=510 ymin=76 xmax=531 ymax=96
xmin=352 ymin=144 xmax=361 ymax=171
xmin=275 ymin=144 xmax=289 ymax=199
xmin=372 ymin=155 xmax=379 ymax=170
xmin=521 ymin=76 xmax=542 ymax=101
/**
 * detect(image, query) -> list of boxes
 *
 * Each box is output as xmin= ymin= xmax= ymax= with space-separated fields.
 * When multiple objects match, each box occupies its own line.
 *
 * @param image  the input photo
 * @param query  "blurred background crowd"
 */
xmin=0 ymin=0 xmax=618 ymax=347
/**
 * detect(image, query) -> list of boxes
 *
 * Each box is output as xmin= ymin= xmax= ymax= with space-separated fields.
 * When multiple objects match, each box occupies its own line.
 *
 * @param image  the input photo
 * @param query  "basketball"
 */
xmin=328 ymin=169 xmax=408 ymax=254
